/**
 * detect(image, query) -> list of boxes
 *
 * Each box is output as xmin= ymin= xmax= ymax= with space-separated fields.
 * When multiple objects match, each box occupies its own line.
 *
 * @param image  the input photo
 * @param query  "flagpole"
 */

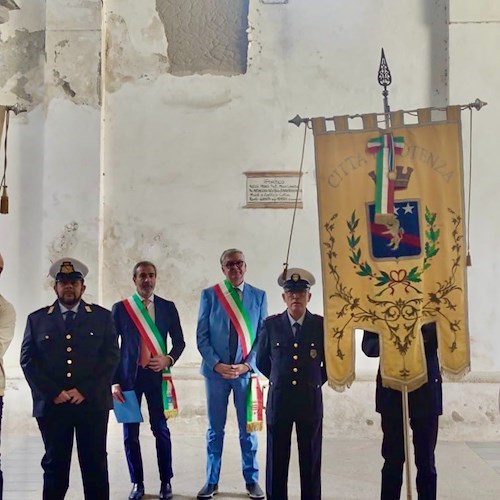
xmin=378 ymin=48 xmax=392 ymax=129
xmin=402 ymin=387 xmax=412 ymax=500
xmin=377 ymin=48 xmax=413 ymax=500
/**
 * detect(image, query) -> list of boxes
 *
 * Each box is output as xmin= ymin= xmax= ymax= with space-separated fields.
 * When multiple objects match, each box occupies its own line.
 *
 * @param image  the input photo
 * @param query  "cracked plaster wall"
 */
xmin=0 ymin=0 xmax=499 ymax=438
xmin=155 ymin=0 xmax=249 ymax=76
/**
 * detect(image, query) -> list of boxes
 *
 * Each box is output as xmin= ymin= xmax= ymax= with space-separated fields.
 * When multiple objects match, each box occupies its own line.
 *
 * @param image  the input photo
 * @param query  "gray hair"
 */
xmin=219 ymin=249 xmax=245 ymax=265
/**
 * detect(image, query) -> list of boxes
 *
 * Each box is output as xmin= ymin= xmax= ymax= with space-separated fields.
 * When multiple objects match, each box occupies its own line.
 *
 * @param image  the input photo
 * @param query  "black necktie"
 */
xmin=293 ymin=322 xmax=301 ymax=337
xmin=64 ymin=310 xmax=75 ymax=332
xmin=229 ymin=288 xmax=242 ymax=363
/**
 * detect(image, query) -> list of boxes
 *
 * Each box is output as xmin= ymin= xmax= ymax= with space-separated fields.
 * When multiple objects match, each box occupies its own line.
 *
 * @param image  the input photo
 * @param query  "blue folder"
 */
xmin=113 ymin=390 xmax=143 ymax=423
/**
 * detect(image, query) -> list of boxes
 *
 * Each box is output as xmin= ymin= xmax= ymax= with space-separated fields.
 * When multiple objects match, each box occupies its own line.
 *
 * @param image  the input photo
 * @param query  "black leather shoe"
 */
xmin=246 ymin=482 xmax=265 ymax=499
xmin=128 ymin=483 xmax=145 ymax=500
xmin=159 ymin=482 xmax=173 ymax=500
xmin=197 ymin=482 xmax=219 ymax=499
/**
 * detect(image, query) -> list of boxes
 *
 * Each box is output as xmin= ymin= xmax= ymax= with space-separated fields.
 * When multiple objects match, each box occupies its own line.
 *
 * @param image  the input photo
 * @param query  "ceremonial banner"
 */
xmin=313 ymin=107 xmax=470 ymax=392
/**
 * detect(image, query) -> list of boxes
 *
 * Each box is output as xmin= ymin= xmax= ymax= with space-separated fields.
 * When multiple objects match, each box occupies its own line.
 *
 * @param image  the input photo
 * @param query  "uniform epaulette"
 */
xmin=84 ymin=304 xmax=92 ymax=313
xmin=47 ymin=305 xmax=55 ymax=314
xmin=265 ymin=314 xmax=280 ymax=321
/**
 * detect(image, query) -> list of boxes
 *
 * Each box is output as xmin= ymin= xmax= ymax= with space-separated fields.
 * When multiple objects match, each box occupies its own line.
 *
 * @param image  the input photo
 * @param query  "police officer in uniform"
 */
xmin=256 ymin=268 xmax=327 ymax=500
xmin=21 ymin=258 xmax=120 ymax=500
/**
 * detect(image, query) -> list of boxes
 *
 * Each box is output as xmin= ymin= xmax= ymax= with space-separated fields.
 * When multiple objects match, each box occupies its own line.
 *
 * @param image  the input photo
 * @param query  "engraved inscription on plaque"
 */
xmin=244 ymin=171 xmax=303 ymax=209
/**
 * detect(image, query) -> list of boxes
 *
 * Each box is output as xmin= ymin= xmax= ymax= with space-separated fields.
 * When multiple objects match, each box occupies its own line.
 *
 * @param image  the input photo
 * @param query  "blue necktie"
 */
xmin=64 ymin=310 xmax=75 ymax=332
xmin=293 ymin=322 xmax=301 ymax=337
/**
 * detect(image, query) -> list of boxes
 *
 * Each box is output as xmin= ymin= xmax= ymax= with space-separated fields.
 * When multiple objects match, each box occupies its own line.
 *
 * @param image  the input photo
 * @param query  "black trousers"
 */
xmin=381 ymin=413 xmax=439 ymax=500
xmin=37 ymin=406 xmax=110 ymax=500
xmin=123 ymin=367 xmax=173 ymax=484
xmin=266 ymin=418 xmax=322 ymax=500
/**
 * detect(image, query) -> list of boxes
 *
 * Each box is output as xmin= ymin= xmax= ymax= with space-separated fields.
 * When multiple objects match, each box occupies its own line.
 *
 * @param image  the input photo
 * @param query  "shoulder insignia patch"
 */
xmin=85 ymin=305 xmax=92 ymax=313
xmin=47 ymin=305 xmax=54 ymax=314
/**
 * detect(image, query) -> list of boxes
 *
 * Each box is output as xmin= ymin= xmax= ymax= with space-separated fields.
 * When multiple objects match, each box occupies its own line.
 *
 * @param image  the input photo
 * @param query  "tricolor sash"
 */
xmin=213 ymin=280 xmax=263 ymax=431
xmin=123 ymin=293 xmax=178 ymax=418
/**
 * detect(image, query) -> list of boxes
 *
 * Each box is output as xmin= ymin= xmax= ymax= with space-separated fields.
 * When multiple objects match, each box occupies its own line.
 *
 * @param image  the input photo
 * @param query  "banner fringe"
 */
xmin=164 ymin=409 xmax=178 ymax=419
xmin=442 ymin=365 xmax=471 ymax=382
xmin=328 ymin=373 xmax=355 ymax=393
xmin=246 ymin=421 xmax=263 ymax=432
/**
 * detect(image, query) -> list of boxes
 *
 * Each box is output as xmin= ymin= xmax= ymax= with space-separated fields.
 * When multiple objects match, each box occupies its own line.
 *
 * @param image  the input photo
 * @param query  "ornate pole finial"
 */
xmin=378 ymin=48 xmax=392 ymax=127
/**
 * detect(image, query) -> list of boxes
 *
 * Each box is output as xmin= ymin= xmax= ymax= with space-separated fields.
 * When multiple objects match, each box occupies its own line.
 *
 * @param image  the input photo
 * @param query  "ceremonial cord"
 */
xmin=466 ymin=108 xmax=473 ymax=266
xmin=282 ymin=123 xmax=309 ymax=279
xmin=0 ymin=110 xmax=10 ymax=214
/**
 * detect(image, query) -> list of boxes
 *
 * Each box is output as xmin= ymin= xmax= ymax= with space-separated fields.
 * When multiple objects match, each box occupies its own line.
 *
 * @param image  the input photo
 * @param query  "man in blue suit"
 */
xmin=362 ymin=323 xmax=442 ymax=500
xmin=196 ymin=249 xmax=267 ymax=500
xmin=112 ymin=261 xmax=185 ymax=500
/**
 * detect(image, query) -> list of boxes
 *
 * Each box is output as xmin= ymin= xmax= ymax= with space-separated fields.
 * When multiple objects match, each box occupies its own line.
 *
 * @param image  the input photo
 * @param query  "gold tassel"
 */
xmin=246 ymin=421 xmax=263 ymax=432
xmin=0 ymin=185 xmax=8 ymax=214
xmin=164 ymin=408 xmax=178 ymax=419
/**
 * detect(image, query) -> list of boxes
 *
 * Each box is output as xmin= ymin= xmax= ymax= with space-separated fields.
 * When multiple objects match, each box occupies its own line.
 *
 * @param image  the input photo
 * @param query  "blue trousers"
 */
xmin=381 ymin=414 xmax=439 ymax=500
xmin=204 ymin=376 xmax=259 ymax=484
xmin=124 ymin=367 xmax=173 ymax=484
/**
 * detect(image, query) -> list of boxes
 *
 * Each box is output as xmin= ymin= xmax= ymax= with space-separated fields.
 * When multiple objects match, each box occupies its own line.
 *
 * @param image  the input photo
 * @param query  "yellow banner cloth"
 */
xmin=313 ymin=108 xmax=470 ymax=392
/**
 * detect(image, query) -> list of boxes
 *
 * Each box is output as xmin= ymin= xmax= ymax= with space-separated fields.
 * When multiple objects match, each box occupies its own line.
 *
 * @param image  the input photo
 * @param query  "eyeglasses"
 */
xmin=224 ymin=260 xmax=245 ymax=269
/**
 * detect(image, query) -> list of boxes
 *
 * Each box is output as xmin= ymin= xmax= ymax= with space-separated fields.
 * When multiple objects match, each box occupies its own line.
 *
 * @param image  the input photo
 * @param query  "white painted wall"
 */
xmin=101 ymin=0 xmax=451 ymax=368
xmin=0 ymin=0 xmax=498 ymax=438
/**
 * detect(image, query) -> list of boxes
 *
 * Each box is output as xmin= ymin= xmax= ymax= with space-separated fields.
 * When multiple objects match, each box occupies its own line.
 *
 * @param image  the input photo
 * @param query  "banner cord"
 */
xmin=466 ymin=109 xmax=473 ymax=265
xmin=283 ymin=123 xmax=309 ymax=279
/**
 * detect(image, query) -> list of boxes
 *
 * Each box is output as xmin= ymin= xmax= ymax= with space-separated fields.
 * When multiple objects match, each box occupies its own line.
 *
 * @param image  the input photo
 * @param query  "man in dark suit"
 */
xmin=362 ymin=322 xmax=442 ymax=500
xmin=196 ymin=249 xmax=267 ymax=500
xmin=112 ymin=261 xmax=185 ymax=500
xmin=20 ymin=257 xmax=120 ymax=500
xmin=256 ymin=268 xmax=327 ymax=500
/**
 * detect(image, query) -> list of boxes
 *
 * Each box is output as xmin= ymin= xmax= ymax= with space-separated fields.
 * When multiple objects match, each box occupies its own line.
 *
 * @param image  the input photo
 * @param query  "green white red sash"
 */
xmin=367 ymin=133 xmax=405 ymax=224
xmin=123 ymin=293 xmax=178 ymax=418
xmin=213 ymin=280 xmax=263 ymax=431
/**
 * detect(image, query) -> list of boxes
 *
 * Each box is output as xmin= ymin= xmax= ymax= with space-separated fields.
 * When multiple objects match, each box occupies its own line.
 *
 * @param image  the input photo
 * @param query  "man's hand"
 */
xmin=230 ymin=364 xmax=251 ymax=377
xmin=112 ymin=384 xmax=125 ymax=403
xmin=66 ymin=388 xmax=85 ymax=404
xmin=148 ymin=355 xmax=172 ymax=372
xmin=214 ymin=362 xmax=238 ymax=379
xmin=53 ymin=390 xmax=72 ymax=404
xmin=215 ymin=363 xmax=250 ymax=379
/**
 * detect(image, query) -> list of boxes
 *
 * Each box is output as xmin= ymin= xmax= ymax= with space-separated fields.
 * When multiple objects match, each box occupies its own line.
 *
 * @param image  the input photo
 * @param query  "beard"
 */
xmin=57 ymin=290 xmax=82 ymax=307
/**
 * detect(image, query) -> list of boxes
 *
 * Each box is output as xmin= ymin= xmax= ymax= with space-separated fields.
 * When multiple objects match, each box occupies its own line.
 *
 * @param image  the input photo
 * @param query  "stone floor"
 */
xmin=2 ymin=418 xmax=500 ymax=499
